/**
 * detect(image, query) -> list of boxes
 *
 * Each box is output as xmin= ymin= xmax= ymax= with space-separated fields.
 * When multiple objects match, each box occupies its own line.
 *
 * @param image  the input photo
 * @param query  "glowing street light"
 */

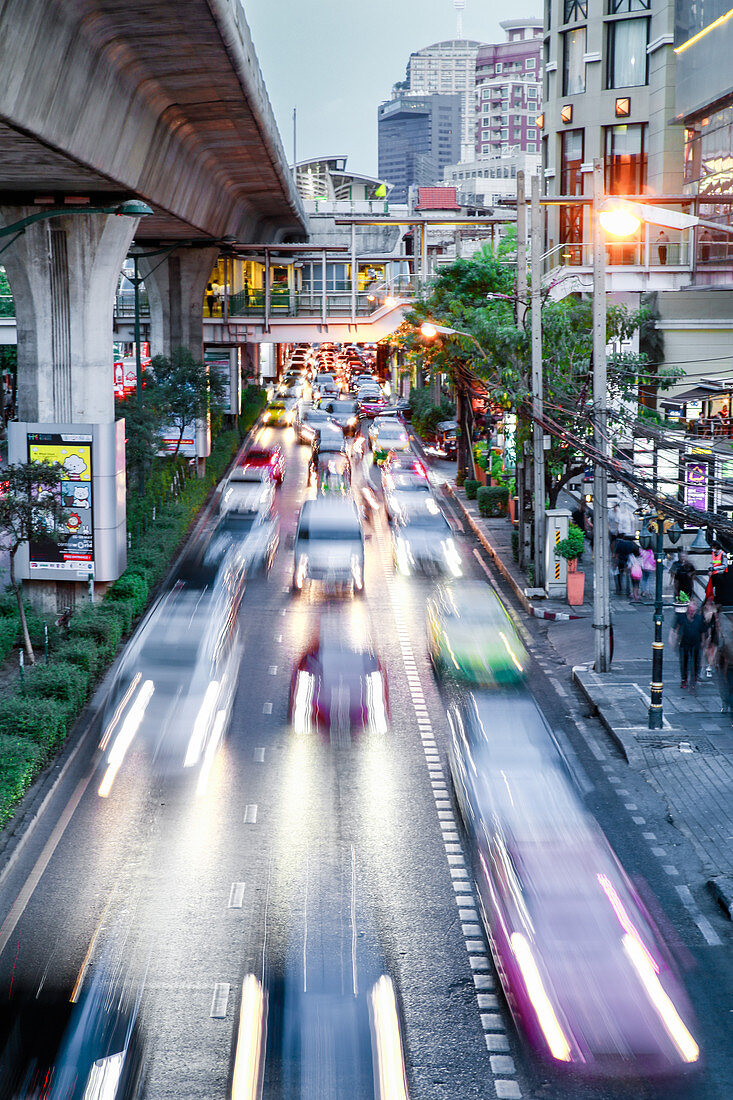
xmin=599 ymin=206 xmax=642 ymax=238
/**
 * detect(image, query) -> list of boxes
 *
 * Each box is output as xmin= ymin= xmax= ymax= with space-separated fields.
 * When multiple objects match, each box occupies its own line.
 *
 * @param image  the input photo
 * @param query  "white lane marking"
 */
xmin=477 ymin=993 xmax=499 ymax=1009
xmin=643 ymin=832 xmax=657 ymax=841
xmin=624 ymin=803 xmax=638 ymax=811
xmin=651 ymin=847 xmax=667 ymax=858
xmin=675 ymin=885 xmax=723 ymax=946
xmin=495 ymin=1078 xmax=521 ymax=1098
xmin=663 ymin=865 xmax=679 ymax=876
xmin=549 ymin=676 xmax=569 ymax=698
xmin=474 ymin=974 xmax=495 ymax=991
xmin=269 ymin=665 xmax=278 ymax=675
xmin=210 ymin=983 xmax=230 ymax=1018
xmin=244 ymin=804 xmax=258 ymax=824
xmin=632 ymin=816 xmax=646 ymax=825
xmin=263 ymin=702 xmax=273 ymax=714
xmin=254 ymin=747 xmax=265 ymax=762
xmin=276 ymin=634 xmax=283 ymax=643
xmin=481 ymin=1012 xmax=504 ymax=1030
xmin=229 ymin=882 xmax=246 ymax=909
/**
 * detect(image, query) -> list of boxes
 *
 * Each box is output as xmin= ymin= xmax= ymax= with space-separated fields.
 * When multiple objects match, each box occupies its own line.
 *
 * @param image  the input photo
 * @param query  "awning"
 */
xmin=660 ymin=384 xmax=731 ymax=408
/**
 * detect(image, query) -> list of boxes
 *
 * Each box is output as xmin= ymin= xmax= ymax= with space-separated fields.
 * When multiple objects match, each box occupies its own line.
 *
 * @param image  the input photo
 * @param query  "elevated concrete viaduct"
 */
xmin=0 ymin=0 xmax=306 ymax=603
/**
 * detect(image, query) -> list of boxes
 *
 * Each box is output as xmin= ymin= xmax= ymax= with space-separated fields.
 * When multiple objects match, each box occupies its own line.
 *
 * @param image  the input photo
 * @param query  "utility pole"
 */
xmin=531 ymin=175 xmax=545 ymax=588
xmin=293 ymin=107 xmax=297 ymax=166
xmin=516 ymin=171 xmax=528 ymax=570
xmin=592 ymin=159 xmax=611 ymax=671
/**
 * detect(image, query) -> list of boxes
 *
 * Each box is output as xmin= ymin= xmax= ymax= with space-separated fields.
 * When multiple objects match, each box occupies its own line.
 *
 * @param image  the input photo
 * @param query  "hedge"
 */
xmin=0 ymin=736 xmax=44 ymax=828
xmin=25 ymin=661 xmax=90 ymax=714
xmin=56 ymin=638 xmax=106 ymax=678
xmin=0 ymin=697 xmax=68 ymax=755
xmin=0 ymin=617 xmax=18 ymax=663
xmin=68 ymin=606 xmax=124 ymax=660
xmin=464 ymin=479 xmax=480 ymax=500
xmin=477 ymin=485 xmax=510 ymax=518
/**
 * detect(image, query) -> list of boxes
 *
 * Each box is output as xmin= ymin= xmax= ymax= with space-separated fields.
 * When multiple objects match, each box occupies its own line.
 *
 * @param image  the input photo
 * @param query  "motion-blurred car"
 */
xmin=219 ymin=465 xmax=276 ymax=517
xmin=204 ymin=508 xmax=278 ymax=575
xmin=448 ymin=692 xmax=700 ymax=1083
xmin=263 ymin=399 xmax=289 ymax=426
xmin=427 ymin=581 xmax=527 ymax=687
xmin=289 ymin=620 xmax=389 ymax=737
xmin=368 ymin=417 xmax=411 ymax=465
xmin=391 ymin=496 xmax=462 ymax=577
xmin=382 ymin=464 xmax=433 ymax=522
xmin=293 ymin=496 xmax=365 ymax=595
xmin=356 ymin=387 xmax=387 ymax=419
xmin=320 ymin=397 xmax=360 ymax=435
xmin=314 ymin=452 xmax=352 ymax=495
xmin=295 ymin=405 xmax=335 ymax=446
xmin=238 ymin=443 xmax=285 ymax=485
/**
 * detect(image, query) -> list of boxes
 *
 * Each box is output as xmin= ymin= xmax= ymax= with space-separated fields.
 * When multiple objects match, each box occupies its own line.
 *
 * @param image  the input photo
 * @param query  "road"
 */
xmin=0 ymin=423 xmax=729 ymax=1099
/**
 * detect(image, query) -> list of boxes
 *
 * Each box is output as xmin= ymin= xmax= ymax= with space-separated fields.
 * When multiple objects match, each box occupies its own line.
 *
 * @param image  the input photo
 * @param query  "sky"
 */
xmin=244 ymin=0 xmax=517 ymax=177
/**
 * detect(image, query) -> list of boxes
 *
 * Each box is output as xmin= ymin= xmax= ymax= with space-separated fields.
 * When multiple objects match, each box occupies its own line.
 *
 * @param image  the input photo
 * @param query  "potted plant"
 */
xmin=555 ymin=524 xmax=586 ymax=605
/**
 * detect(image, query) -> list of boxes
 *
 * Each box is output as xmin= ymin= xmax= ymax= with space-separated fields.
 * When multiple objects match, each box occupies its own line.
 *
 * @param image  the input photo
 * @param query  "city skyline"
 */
xmin=245 ymin=0 xmax=518 ymax=176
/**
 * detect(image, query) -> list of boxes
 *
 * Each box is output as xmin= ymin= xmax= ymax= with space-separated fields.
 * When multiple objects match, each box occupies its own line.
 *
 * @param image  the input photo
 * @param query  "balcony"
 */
xmin=545 ymin=227 xmax=694 ymax=300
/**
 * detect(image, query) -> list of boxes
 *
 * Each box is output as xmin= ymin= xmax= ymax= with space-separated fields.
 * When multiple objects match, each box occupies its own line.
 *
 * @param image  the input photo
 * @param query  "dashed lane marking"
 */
xmin=254 ymin=748 xmax=265 ymax=763
xmin=210 ymin=983 xmax=230 ymax=1018
xmin=263 ymin=702 xmax=273 ymax=714
xmin=228 ymin=882 xmax=246 ymax=909
xmin=244 ymin=804 xmax=258 ymax=824
xmin=675 ymin=885 xmax=723 ymax=946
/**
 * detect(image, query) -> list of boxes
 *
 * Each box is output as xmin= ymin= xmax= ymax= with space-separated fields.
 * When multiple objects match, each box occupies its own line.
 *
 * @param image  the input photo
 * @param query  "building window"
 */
xmin=607 ymin=18 xmax=649 ymax=88
xmin=501 ymin=129 xmax=509 ymax=139
xmin=608 ymin=0 xmax=649 ymax=10
xmin=528 ymin=86 xmax=538 ymax=98
xmin=563 ymin=27 xmax=586 ymax=95
xmin=482 ymin=145 xmax=490 ymax=154
xmin=604 ymin=123 xmax=646 ymax=193
xmin=527 ymin=128 xmax=537 ymax=139
xmin=560 ymin=128 xmax=584 ymax=264
xmin=496 ymin=63 xmax=503 ymax=73
xmin=527 ymin=142 xmax=537 ymax=152
xmin=564 ymin=0 xmax=587 ymax=21
xmin=526 ymin=58 xmax=537 ymax=68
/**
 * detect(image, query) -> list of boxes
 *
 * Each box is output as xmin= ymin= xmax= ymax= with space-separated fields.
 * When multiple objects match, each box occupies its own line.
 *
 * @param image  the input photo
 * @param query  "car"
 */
xmin=296 ymin=405 xmax=336 ymax=445
xmin=204 ymin=507 xmax=279 ymax=576
xmin=368 ymin=418 xmax=411 ymax=465
xmin=289 ymin=618 xmax=389 ymax=737
xmin=357 ymin=389 xmax=387 ymax=419
xmin=391 ymin=495 xmax=462 ymax=577
xmin=308 ymin=425 xmax=348 ymax=485
xmin=238 ymin=443 xmax=285 ymax=485
xmin=314 ymin=451 xmax=352 ymax=495
xmin=262 ymin=399 xmax=288 ymax=426
xmin=426 ymin=581 xmax=528 ymax=687
xmin=319 ymin=398 xmax=360 ymax=435
xmin=447 ymin=691 xmax=700 ymax=1083
xmin=382 ymin=464 xmax=432 ymax=521
xmin=293 ymin=496 xmax=365 ymax=595
xmin=219 ymin=465 xmax=276 ymax=517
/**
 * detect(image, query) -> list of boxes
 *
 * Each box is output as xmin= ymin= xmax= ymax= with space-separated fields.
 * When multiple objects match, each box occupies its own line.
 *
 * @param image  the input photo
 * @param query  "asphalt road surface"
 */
xmin=0 ymin=423 xmax=729 ymax=1100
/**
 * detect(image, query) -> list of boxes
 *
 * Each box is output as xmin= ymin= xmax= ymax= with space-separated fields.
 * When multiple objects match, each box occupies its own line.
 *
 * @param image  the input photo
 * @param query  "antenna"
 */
xmin=454 ymin=0 xmax=465 ymax=39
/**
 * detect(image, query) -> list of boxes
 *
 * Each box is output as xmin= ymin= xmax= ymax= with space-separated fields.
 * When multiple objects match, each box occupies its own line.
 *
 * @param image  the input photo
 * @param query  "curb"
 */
xmin=571 ymin=666 xmax=644 ymax=768
xmin=0 ymin=418 xmax=262 ymax=885
xmin=707 ymin=875 xmax=733 ymax=921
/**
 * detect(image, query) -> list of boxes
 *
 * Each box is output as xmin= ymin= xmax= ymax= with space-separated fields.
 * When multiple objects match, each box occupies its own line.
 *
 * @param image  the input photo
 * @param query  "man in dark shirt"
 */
xmin=672 ymin=599 xmax=706 ymax=691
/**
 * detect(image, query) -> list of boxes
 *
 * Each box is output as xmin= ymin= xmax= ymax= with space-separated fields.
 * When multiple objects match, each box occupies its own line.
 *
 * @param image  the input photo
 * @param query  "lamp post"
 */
xmin=0 ymin=199 xmax=153 ymax=257
xmin=420 ymin=321 xmax=488 ymax=480
xmin=640 ymin=511 xmax=680 ymax=728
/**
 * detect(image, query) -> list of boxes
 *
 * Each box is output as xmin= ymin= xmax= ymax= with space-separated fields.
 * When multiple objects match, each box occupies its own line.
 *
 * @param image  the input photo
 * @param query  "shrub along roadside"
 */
xmin=0 ymin=388 xmax=265 ymax=828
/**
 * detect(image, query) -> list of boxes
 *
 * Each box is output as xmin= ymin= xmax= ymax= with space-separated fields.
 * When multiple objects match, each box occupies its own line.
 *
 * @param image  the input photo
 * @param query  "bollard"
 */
xmin=19 ymin=649 xmax=24 ymax=693
xmin=44 ymin=622 xmax=49 ymax=665
xmin=88 ymin=575 xmax=95 ymax=603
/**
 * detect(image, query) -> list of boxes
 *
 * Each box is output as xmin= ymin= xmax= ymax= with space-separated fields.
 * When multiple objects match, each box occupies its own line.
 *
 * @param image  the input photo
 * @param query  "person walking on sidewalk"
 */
xmin=640 ymin=543 xmax=656 ymax=598
xmin=705 ymin=603 xmax=733 ymax=717
xmin=671 ymin=598 xmax=706 ymax=692
xmin=629 ymin=547 xmax=643 ymax=602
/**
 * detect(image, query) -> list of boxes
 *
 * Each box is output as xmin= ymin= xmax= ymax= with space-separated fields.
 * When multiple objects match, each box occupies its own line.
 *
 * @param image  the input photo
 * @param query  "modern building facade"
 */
xmin=541 ymin=0 xmax=682 ymax=269
xmin=474 ymin=19 xmax=543 ymax=158
xmin=293 ymin=156 xmax=390 ymax=203
xmin=443 ymin=150 xmax=542 ymax=205
xmin=404 ymin=39 xmax=482 ymax=159
xmin=378 ymin=93 xmax=462 ymax=204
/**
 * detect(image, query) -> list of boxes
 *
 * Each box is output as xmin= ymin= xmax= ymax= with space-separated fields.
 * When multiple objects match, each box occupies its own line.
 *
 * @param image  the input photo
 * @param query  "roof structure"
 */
xmin=415 ymin=187 xmax=461 ymax=211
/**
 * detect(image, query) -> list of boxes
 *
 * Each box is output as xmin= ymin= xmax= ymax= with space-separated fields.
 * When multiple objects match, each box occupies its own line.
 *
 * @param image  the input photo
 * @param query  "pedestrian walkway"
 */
xmin=448 ymin=483 xmax=733 ymax=919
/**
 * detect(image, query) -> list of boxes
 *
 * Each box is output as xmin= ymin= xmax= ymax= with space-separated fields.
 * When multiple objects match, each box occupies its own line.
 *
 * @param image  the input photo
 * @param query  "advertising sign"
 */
xmin=205 ymin=347 xmax=240 ymax=415
xmin=114 ymin=356 xmax=150 ymax=399
xmin=27 ymin=432 xmax=94 ymax=574
xmin=684 ymin=459 xmax=708 ymax=511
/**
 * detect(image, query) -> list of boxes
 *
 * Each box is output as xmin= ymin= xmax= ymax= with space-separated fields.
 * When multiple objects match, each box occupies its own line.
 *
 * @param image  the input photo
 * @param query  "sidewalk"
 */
xmin=448 ymin=483 xmax=733 ymax=919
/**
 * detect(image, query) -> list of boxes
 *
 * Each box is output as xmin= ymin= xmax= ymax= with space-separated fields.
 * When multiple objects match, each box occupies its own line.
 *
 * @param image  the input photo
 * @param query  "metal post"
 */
xmin=531 ymin=175 xmax=545 ymax=588
xmin=420 ymin=222 xmax=428 ymax=289
xmin=264 ymin=248 xmax=271 ymax=334
xmin=350 ymin=223 xmax=357 ymax=323
xmin=44 ymin=621 xmax=49 ymax=665
xmin=321 ymin=250 xmax=327 ymax=325
xmin=19 ymin=649 xmax=24 ymax=693
xmin=133 ymin=254 xmax=142 ymax=398
xmin=592 ymin=160 xmax=611 ymax=671
xmin=516 ymin=171 xmax=527 ymax=327
xmin=649 ymin=516 xmax=665 ymax=728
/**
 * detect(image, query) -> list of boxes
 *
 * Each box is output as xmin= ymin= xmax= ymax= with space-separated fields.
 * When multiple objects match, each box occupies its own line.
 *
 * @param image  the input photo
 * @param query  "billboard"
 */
xmin=27 ymin=431 xmax=94 ymax=574
xmin=684 ymin=459 xmax=709 ymax=512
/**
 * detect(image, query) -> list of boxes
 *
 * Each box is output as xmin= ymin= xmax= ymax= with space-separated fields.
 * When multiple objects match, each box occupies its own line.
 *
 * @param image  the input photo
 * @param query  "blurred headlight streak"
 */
xmin=394 ymin=538 xmax=412 ymax=576
xmin=98 ymin=679 xmax=154 ymax=798
xmin=196 ymin=708 xmax=227 ymax=797
xmin=184 ymin=680 xmax=220 ymax=767
xmin=510 ymin=933 xmax=572 ymax=1063
xmin=442 ymin=539 xmax=462 ymax=577
xmin=99 ymin=672 xmax=141 ymax=752
xmin=597 ymin=873 xmax=659 ymax=973
xmin=369 ymin=975 xmax=409 ymax=1100
xmin=81 ymin=1051 xmax=124 ymax=1100
xmin=622 ymin=935 xmax=699 ymax=1064
xmin=498 ymin=631 xmax=524 ymax=673
xmin=231 ymin=975 xmax=266 ymax=1100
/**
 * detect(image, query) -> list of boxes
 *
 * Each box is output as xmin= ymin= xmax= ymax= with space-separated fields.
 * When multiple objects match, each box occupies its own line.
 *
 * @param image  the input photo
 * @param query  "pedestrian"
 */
xmin=671 ymin=551 xmax=696 ymax=601
xmin=640 ymin=543 xmax=656 ymax=597
xmin=656 ymin=230 xmax=669 ymax=266
xmin=700 ymin=227 xmax=712 ymax=262
xmin=614 ymin=536 xmax=634 ymax=597
xmin=206 ymin=282 xmax=216 ymax=317
xmin=710 ymin=606 xmax=733 ymax=717
xmin=608 ymin=503 xmax=620 ymax=539
xmin=211 ymin=277 xmax=222 ymax=314
xmin=671 ymin=598 xmax=706 ymax=692
xmin=629 ymin=547 xmax=643 ymax=602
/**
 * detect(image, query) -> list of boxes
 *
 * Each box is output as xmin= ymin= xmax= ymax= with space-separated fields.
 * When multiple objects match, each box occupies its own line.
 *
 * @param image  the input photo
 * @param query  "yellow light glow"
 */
xmin=622 ymin=934 xmax=699 ymax=1064
xmin=231 ymin=975 xmax=265 ymax=1100
xmin=196 ymin=708 xmax=227 ymax=797
xmin=675 ymin=6 xmax=733 ymax=53
xmin=498 ymin=630 xmax=524 ymax=672
xmin=184 ymin=680 xmax=220 ymax=767
xmin=384 ymin=296 xmax=397 ymax=309
xmin=98 ymin=679 xmax=154 ymax=798
xmin=599 ymin=208 xmax=641 ymax=237
xmin=369 ymin=975 xmax=409 ymax=1100
xmin=421 ymin=323 xmax=438 ymax=339
xmin=510 ymin=932 xmax=572 ymax=1062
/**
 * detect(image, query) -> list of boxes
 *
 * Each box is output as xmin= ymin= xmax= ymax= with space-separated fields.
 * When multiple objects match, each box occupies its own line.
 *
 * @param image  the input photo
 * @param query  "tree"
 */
xmin=151 ymin=346 xmax=226 ymax=457
xmin=397 ymin=250 xmax=681 ymax=506
xmin=0 ymin=462 xmax=68 ymax=664
xmin=115 ymin=388 xmax=167 ymax=491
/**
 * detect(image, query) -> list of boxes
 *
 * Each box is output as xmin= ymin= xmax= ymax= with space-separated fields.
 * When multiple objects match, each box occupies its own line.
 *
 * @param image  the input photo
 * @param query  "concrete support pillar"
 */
xmin=139 ymin=246 xmax=219 ymax=359
xmin=0 ymin=208 xmax=137 ymax=423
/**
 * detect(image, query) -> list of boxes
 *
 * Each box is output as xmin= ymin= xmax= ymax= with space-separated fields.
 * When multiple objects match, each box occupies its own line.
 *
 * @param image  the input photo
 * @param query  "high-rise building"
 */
xmin=474 ymin=19 xmax=543 ymax=158
xmin=378 ymin=93 xmax=462 ymax=204
xmin=405 ymin=39 xmax=482 ymax=159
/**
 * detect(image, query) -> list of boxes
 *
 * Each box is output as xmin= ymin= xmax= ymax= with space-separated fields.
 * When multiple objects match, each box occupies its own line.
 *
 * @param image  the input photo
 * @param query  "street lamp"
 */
xmin=0 ymin=199 xmax=154 ymax=257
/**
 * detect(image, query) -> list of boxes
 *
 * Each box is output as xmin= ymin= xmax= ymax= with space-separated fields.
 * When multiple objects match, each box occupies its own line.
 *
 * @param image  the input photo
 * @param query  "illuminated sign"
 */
xmin=27 ymin=432 xmax=94 ymax=574
xmin=684 ymin=460 xmax=708 ymax=511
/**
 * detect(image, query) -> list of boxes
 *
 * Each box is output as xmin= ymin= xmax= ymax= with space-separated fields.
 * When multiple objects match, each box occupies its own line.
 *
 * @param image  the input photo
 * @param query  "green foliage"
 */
xmin=0 ymin=696 xmax=68 ymax=755
xmin=55 ymin=638 xmax=105 ymax=678
xmin=151 ymin=346 xmax=227 ymax=457
xmin=0 ymin=616 xmax=18 ymax=662
xmin=25 ymin=661 xmax=90 ymax=713
xmin=477 ymin=485 xmax=509 ymax=517
xmin=408 ymin=388 xmax=455 ymax=438
xmin=555 ymin=523 xmax=586 ymax=561
xmin=0 ymin=735 xmax=44 ymax=828
xmin=68 ymin=606 xmax=123 ymax=660
xmin=464 ymin=479 xmax=480 ymax=500
xmin=455 ymin=469 xmax=467 ymax=488
xmin=511 ymin=529 xmax=519 ymax=562
xmin=106 ymin=570 xmax=149 ymax=614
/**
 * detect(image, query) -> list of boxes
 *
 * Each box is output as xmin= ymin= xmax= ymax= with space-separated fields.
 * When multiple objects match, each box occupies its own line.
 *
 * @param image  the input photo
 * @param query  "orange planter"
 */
xmin=567 ymin=569 xmax=585 ymax=606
